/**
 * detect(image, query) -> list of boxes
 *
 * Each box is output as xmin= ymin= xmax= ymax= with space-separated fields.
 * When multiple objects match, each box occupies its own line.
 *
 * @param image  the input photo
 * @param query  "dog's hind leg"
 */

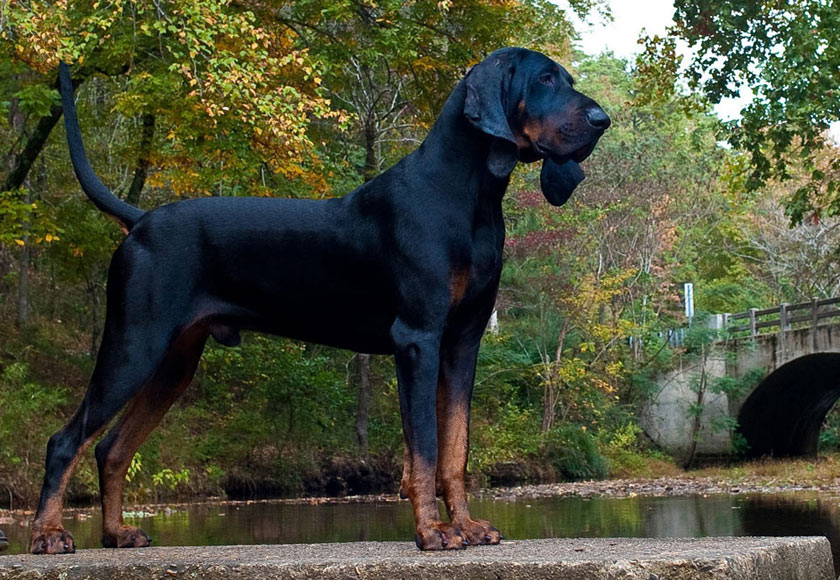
xmin=29 ymin=316 xmax=178 ymax=554
xmin=95 ymin=326 xmax=207 ymax=548
xmin=29 ymin=239 xmax=202 ymax=555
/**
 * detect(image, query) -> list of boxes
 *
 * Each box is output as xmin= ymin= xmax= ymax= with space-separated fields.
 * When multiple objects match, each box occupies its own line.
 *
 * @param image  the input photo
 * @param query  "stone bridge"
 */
xmin=641 ymin=298 xmax=840 ymax=460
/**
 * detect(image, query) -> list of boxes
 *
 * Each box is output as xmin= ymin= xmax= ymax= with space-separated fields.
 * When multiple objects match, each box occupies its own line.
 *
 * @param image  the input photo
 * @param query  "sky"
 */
xmin=572 ymin=0 xmax=673 ymax=60
xmin=563 ymin=0 xmax=750 ymax=121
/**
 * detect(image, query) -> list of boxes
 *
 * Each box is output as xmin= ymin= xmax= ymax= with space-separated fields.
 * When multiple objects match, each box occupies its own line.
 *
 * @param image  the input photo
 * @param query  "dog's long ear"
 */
xmin=463 ymin=55 xmax=518 ymax=178
xmin=540 ymin=159 xmax=585 ymax=206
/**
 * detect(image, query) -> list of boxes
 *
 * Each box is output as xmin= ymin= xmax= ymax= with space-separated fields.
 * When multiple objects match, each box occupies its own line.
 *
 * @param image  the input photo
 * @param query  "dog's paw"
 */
xmin=102 ymin=525 xmax=152 ymax=549
xmin=30 ymin=527 xmax=75 ymax=554
xmin=453 ymin=517 xmax=502 ymax=546
xmin=415 ymin=522 xmax=467 ymax=551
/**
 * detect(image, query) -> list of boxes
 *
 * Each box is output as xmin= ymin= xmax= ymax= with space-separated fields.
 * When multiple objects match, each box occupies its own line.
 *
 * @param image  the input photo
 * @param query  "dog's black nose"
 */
xmin=586 ymin=107 xmax=611 ymax=130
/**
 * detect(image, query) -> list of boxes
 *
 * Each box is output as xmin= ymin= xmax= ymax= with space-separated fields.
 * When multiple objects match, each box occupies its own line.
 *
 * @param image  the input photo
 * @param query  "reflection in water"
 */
xmin=2 ymin=493 xmax=839 ymax=573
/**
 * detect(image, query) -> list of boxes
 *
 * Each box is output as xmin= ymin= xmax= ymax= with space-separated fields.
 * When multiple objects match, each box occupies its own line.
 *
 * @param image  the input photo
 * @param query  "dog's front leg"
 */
xmin=392 ymin=320 xmax=465 ymax=550
xmin=437 ymin=328 xmax=502 ymax=545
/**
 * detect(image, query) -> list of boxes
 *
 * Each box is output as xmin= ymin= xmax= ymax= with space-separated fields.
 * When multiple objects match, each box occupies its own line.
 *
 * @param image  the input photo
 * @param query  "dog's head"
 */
xmin=463 ymin=47 xmax=610 ymax=206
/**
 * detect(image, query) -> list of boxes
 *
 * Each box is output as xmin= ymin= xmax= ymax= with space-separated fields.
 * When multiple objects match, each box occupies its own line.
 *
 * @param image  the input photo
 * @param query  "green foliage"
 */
xmin=152 ymin=468 xmax=191 ymax=492
xmin=671 ymin=0 xmax=840 ymax=223
xmin=470 ymin=403 xmax=542 ymax=474
xmin=713 ymin=368 xmax=766 ymax=401
xmin=731 ymin=431 xmax=750 ymax=457
xmin=0 ymin=362 xmax=72 ymax=505
xmin=0 ymin=188 xmax=61 ymax=248
xmin=543 ymin=425 xmax=608 ymax=481
xmin=681 ymin=320 xmax=720 ymax=355
xmin=126 ymin=452 xmax=142 ymax=483
xmin=597 ymin=421 xmax=672 ymax=477
xmin=13 ymin=83 xmax=57 ymax=118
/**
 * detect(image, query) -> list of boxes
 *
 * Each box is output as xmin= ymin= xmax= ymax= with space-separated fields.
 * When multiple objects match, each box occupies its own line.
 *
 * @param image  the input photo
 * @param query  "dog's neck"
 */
xmin=417 ymin=80 xmax=511 ymax=204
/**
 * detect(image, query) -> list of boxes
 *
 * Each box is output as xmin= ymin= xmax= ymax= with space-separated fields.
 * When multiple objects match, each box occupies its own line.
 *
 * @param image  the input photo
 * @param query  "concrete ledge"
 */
xmin=0 ymin=537 xmax=834 ymax=580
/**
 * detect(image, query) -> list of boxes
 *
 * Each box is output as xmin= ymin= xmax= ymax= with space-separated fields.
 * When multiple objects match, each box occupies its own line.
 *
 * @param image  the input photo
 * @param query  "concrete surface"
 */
xmin=0 ymin=537 xmax=834 ymax=579
xmin=641 ymin=351 xmax=731 ymax=459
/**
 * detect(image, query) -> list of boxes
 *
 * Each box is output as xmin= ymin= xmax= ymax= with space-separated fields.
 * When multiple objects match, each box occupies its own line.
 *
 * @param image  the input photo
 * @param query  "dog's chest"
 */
xmin=448 ymin=233 xmax=502 ymax=307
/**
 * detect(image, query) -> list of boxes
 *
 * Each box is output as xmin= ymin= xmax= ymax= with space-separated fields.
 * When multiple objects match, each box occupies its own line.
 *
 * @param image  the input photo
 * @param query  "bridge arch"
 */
xmin=737 ymin=353 xmax=840 ymax=457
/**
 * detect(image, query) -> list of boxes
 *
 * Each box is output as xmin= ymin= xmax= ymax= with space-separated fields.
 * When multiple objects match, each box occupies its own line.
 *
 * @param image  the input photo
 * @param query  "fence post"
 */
xmin=779 ymin=303 xmax=789 ymax=361
xmin=749 ymin=308 xmax=758 ymax=338
xmin=812 ymin=297 xmax=820 ymax=351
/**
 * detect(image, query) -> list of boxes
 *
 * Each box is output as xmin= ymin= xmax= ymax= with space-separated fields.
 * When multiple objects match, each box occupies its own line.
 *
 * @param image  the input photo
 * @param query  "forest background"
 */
xmin=1 ymin=0 xmax=839 ymax=507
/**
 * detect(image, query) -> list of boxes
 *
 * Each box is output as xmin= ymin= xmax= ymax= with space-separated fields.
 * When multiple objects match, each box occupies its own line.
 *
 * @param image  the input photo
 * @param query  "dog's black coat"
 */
xmin=31 ymin=47 xmax=608 ymax=553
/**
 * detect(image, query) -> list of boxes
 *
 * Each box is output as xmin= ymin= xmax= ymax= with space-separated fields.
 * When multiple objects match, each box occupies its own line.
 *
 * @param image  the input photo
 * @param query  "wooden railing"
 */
xmin=727 ymin=297 xmax=840 ymax=338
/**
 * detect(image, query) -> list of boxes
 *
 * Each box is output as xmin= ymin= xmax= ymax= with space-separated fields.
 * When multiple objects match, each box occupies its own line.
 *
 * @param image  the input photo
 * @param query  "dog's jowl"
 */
xmin=31 ymin=47 xmax=608 ymax=553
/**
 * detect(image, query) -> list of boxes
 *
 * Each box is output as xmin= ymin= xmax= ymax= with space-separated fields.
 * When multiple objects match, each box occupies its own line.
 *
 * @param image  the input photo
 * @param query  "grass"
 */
xmin=687 ymin=453 xmax=840 ymax=486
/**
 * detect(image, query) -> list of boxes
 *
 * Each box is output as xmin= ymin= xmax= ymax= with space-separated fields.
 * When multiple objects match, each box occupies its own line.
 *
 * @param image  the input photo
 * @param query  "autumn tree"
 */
xmin=0 ymin=0 xmax=344 ymax=329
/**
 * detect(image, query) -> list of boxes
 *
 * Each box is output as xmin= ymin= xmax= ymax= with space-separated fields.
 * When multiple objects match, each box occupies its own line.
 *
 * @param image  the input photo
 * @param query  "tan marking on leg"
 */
xmin=31 ymin=424 xmax=106 ymax=553
xmin=436 ymin=385 xmax=470 ymax=520
xmin=99 ymin=328 xmax=205 ymax=547
xmin=100 ymin=379 xmax=189 ymax=543
xmin=399 ymin=444 xmax=411 ymax=499
xmin=405 ymin=450 xmax=464 ymax=550
xmin=405 ymin=452 xmax=438 ymax=526
xmin=105 ymin=214 xmax=130 ymax=235
xmin=436 ymin=373 xmax=501 ymax=545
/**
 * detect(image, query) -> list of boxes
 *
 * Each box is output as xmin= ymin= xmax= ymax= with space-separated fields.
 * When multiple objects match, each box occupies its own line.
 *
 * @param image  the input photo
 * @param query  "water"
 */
xmin=2 ymin=493 xmax=839 ymax=573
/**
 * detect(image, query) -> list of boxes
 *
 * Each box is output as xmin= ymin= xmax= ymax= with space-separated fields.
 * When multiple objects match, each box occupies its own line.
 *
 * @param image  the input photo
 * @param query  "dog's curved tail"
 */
xmin=59 ymin=62 xmax=145 ymax=231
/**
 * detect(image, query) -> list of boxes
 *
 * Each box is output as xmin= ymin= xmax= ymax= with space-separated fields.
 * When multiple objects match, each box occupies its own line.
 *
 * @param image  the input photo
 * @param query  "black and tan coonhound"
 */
xmin=32 ymin=47 xmax=609 ymax=553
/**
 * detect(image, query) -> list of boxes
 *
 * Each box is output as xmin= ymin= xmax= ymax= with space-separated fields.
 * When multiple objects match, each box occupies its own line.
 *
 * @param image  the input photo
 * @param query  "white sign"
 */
xmin=684 ymin=283 xmax=694 ymax=320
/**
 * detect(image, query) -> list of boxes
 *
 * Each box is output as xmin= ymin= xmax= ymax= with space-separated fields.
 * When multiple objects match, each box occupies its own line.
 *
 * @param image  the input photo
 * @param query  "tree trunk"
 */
xmin=356 ymin=353 xmax=371 ymax=456
xmin=353 ymin=119 xmax=379 ymax=455
xmin=3 ymin=74 xmax=83 ymax=194
xmin=683 ymin=344 xmax=707 ymax=469
xmin=362 ymin=121 xmax=377 ymax=182
xmin=7 ymin=96 xmax=29 ymax=327
xmin=125 ymin=113 xmax=156 ymax=206
xmin=15 ymin=211 xmax=29 ymax=327
xmin=541 ymin=320 xmax=569 ymax=433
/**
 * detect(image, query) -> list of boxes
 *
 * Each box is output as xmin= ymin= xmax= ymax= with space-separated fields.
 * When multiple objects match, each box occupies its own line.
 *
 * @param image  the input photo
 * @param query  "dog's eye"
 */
xmin=539 ymin=74 xmax=554 ymax=86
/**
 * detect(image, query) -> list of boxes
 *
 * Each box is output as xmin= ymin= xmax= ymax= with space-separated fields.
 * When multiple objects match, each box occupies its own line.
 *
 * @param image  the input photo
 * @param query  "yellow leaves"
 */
xmin=5 ymin=0 xmax=70 ymax=72
xmin=604 ymin=360 xmax=624 ymax=379
xmin=412 ymin=56 xmax=439 ymax=73
xmin=3 ymin=0 xmax=345 ymax=202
